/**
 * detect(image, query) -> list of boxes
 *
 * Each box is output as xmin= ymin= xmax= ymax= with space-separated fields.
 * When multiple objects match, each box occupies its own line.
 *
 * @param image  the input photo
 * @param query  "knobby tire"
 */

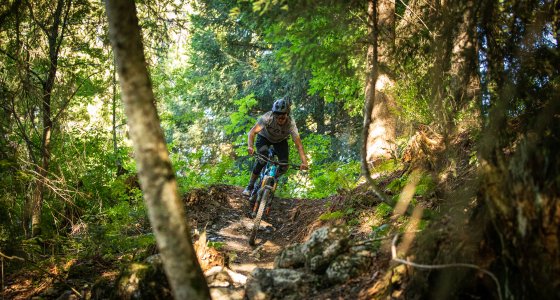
xmin=249 ymin=188 xmax=271 ymax=246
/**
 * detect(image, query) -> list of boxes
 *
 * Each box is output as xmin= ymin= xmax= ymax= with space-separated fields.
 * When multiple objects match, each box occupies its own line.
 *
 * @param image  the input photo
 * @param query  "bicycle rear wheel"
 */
xmin=249 ymin=188 xmax=271 ymax=246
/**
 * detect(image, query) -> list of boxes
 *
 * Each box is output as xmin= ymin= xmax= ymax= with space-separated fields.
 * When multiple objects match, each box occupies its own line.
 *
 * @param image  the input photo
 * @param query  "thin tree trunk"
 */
xmin=552 ymin=0 xmax=560 ymax=50
xmin=30 ymin=0 xmax=68 ymax=237
xmin=365 ymin=0 xmax=396 ymax=163
xmin=363 ymin=0 xmax=378 ymax=158
xmin=104 ymin=1 xmax=211 ymax=299
xmin=363 ymin=0 xmax=392 ymax=206
xmin=314 ymin=94 xmax=326 ymax=134
xmin=112 ymin=60 xmax=125 ymax=176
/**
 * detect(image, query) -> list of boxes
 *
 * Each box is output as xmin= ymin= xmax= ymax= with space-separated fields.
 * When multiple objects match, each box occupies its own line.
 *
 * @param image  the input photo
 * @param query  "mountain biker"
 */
xmin=242 ymin=98 xmax=309 ymax=196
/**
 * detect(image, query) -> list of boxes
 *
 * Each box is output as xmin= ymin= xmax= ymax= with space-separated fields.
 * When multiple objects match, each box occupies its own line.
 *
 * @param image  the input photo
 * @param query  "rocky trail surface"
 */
xmin=186 ymin=185 xmax=392 ymax=300
xmin=185 ymin=185 xmax=326 ymax=275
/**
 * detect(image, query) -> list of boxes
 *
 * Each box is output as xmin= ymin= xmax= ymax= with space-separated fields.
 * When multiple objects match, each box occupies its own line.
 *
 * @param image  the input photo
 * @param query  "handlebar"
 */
xmin=252 ymin=152 xmax=303 ymax=170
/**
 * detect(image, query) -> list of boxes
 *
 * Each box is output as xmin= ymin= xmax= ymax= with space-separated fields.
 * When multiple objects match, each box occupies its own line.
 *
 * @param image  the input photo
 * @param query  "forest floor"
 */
xmin=3 ymin=183 xmax=398 ymax=299
xmin=3 ymin=131 xmax=505 ymax=299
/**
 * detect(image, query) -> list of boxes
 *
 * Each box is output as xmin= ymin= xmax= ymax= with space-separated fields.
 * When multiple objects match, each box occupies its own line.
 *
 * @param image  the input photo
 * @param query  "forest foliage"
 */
xmin=0 ymin=0 xmax=558 ymax=298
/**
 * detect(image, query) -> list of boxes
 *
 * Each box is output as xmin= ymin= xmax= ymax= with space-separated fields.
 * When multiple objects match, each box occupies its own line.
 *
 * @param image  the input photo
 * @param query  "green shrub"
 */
xmin=319 ymin=210 xmax=344 ymax=221
xmin=375 ymin=203 xmax=393 ymax=218
xmin=415 ymin=174 xmax=435 ymax=196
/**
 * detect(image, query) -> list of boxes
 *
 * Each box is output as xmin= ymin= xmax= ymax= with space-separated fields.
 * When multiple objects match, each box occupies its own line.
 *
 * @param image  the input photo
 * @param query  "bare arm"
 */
xmin=292 ymin=134 xmax=309 ymax=170
xmin=247 ymin=123 xmax=263 ymax=155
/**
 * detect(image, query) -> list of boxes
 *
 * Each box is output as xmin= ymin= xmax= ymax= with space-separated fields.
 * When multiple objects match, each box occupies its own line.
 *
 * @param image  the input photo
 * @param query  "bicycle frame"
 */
xmin=250 ymin=148 xmax=281 ymax=214
xmin=248 ymin=147 xmax=301 ymax=245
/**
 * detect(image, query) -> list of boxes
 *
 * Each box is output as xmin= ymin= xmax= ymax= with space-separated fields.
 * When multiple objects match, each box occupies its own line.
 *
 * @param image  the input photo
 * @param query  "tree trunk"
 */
xmin=554 ymin=1 xmax=559 ymax=50
xmin=363 ymin=0 xmax=378 ymax=171
xmin=365 ymin=0 xmax=396 ymax=163
xmin=449 ymin=0 xmax=481 ymax=131
xmin=104 ymin=1 xmax=211 ymax=299
xmin=313 ymin=94 xmax=326 ymax=134
xmin=112 ymin=61 xmax=125 ymax=176
xmin=429 ymin=0 xmax=452 ymax=135
xmin=362 ymin=0 xmax=393 ymax=206
xmin=429 ymin=0 xmax=481 ymax=137
xmin=29 ymin=0 xmax=68 ymax=237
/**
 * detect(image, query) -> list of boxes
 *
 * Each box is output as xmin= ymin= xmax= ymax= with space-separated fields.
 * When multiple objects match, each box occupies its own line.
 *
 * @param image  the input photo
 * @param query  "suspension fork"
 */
xmin=252 ymin=171 xmax=278 ymax=214
xmin=262 ymin=185 xmax=274 ymax=215
xmin=252 ymin=182 xmax=276 ymax=215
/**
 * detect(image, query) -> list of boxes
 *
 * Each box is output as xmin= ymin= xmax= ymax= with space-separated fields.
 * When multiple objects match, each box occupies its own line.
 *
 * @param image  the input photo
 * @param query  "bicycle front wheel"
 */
xmin=249 ymin=188 xmax=271 ymax=246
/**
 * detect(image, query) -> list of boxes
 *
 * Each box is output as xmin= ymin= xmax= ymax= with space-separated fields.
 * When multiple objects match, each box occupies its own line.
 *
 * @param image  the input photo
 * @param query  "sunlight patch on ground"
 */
xmin=101 ymin=270 xmax=119 ymax=279
xmin=218 ymin=228 xmax=247 ymax=240
xmin=223 ymin=239 xmax=250 ymax=252
xmin=357 ymin=208 xmax=385 ymax=235
xmin=230 ymin=262 xmax=274 ymax=274
xmin=254 ymin=219 xmax=273 ymax=229
xmin=261 ymin=240 xmax=281 ymax=252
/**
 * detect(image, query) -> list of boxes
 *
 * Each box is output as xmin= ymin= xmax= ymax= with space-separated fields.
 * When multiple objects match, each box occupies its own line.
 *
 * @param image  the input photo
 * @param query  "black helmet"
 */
xmin=272 ymin=98 xmax=289 ymax=114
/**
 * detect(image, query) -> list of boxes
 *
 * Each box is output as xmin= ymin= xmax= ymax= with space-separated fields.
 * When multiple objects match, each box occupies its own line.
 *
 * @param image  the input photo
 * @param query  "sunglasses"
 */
xmin=274 ymin=112 xmax=287 ymax=117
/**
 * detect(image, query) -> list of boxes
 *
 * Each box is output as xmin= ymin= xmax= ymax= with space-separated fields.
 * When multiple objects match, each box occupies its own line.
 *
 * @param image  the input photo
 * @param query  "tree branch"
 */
xmin=391 ymin=234 xmax=503 ymax=300
xmin=0 ymin=252 xmax=24 ymax=261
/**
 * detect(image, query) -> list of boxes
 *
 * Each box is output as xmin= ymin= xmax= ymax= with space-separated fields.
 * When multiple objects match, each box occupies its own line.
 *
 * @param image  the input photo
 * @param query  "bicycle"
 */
xmin=248 ymin=147 xmax=299 ymax=246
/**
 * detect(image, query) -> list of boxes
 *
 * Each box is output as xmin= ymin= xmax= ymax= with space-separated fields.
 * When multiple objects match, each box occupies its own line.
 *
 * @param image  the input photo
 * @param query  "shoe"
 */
xmin=242 ymin=187 xmax=252 ymax=197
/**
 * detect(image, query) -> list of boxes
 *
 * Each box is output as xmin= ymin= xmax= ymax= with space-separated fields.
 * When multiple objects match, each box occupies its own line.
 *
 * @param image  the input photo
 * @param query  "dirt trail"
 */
xmin=185 ymin=185 xmax=326 ymax=276
xmin=184 ymin=185 xmax=399 ymax=300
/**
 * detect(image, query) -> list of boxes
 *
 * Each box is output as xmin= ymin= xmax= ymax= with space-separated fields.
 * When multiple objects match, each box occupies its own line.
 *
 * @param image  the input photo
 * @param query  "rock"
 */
xmin=274 ymin=243 xmax=305 ymax=269
xmin=210 ymin=286 xmax=245 ymax=300
xmin=205 ymin=266 xmax=248 ymax=288
xmin=205 ymin=266 xmax=247 ymax=300
xmin=301 ymin=226 xmax=350 ymax=273
xmin=112 ymin=255 xmax=172 ymax=299
xmin=325 ymin=250 xmax=374 ymax=283
xmin=55 ymin=290 xmax=79 ymax=300
xmin=248 ymin=226 xmax=372 ymax=298
xmin=205 ymin=266 xmax=232 ymax=288
xmin=225 ymin=268 xmax=248 ymax=286
xmin=246 ymin=268 xmax=318 ymax=300
xmin=145 ymin=253 xmax=162 ymax=265
xmin=274 ymin=225 xmax=351 ymax=273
